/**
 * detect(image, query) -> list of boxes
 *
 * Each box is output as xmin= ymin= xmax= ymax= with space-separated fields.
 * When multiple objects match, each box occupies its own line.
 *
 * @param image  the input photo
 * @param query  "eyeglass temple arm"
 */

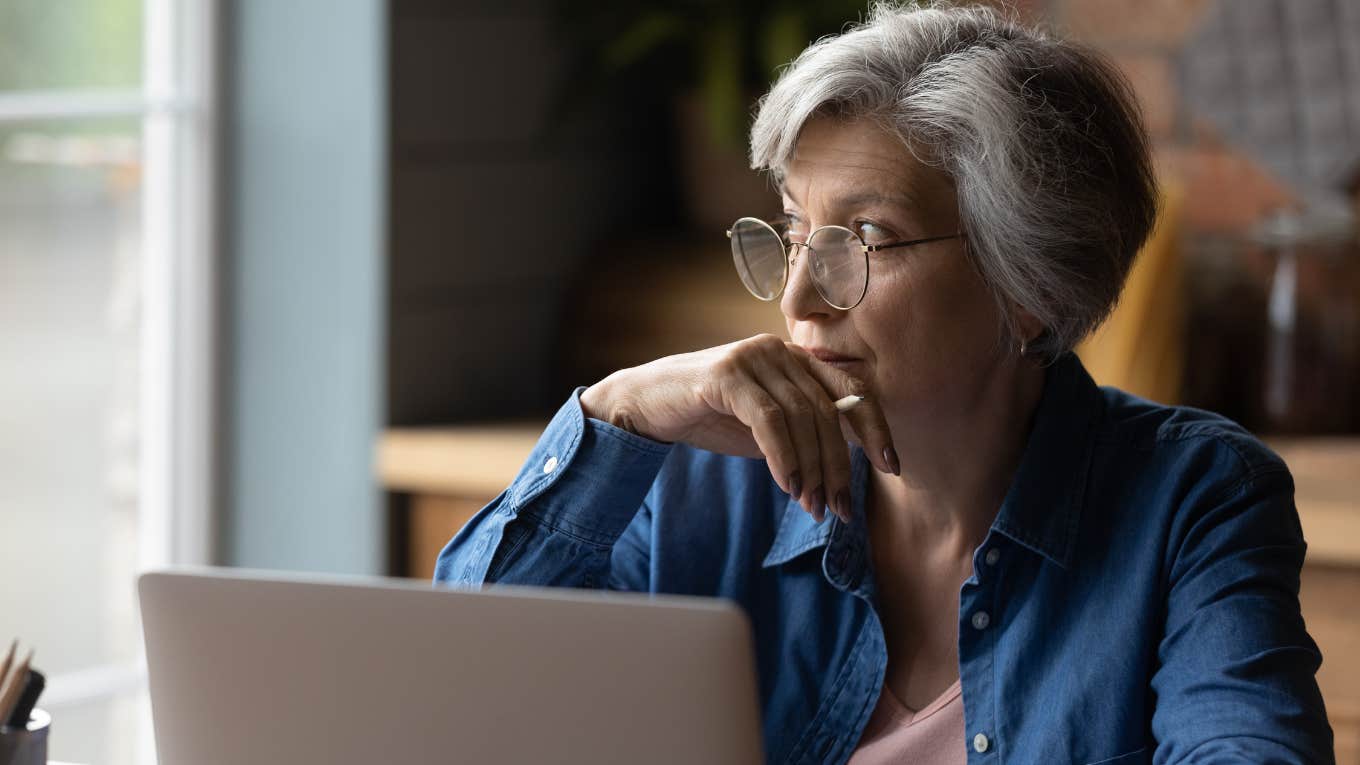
xmin=864 ymin=232 xmax=964 ymax=252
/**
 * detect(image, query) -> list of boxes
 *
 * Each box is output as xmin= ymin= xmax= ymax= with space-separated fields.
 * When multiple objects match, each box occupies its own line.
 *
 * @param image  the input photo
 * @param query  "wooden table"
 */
xmin=379 ymin=431 xmax=1360 ymax=760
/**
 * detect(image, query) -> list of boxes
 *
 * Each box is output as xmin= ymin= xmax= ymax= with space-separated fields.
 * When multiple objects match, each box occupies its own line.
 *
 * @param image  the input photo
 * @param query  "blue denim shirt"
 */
xmin=433 ymin=353 xmax=1332 ymax=764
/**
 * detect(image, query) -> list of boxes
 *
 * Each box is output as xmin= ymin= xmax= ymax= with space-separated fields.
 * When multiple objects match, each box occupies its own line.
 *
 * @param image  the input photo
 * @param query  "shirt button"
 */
xmin=973 ymin=732 xmax=990 ymax=753
xmin=985 ymin=548 xmax=1000 ymax=566
xmin=543 ymin=456 xmax=559 ymax=473
xmin=971 ymin=611 xmax=991 ymax=630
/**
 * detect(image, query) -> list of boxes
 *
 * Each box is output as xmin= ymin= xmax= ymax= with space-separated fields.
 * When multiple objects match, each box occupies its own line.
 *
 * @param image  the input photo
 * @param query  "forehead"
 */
xmin=782 ymin=116 xmax=953 ymax=210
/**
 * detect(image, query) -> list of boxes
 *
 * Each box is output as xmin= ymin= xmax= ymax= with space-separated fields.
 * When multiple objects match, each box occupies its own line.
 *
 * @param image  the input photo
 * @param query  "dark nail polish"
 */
xmin=883 ymin=446 xmax=901 ymax=476
xmin=810 ymin=486 xmax=825 ymax=521
xmin=789 ymin=471 xmax=803 ymax=500
xmin=835 ymin=488 xmax=851 ymax=522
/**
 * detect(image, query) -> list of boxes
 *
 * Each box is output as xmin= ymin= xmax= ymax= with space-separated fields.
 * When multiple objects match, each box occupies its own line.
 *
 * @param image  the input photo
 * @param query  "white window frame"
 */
xmin=139 ymin=0 xmax=218 ymax=573
xmin=0 ymin=0 xmax=217 ymax=756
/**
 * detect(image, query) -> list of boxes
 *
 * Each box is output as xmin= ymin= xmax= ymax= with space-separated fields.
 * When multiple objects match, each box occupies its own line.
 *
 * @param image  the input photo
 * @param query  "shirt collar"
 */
xmin=989 ymin=352 xmax=1104 ymax=570
xmin=761 ymin=490 xmax=838 ymax=568
xmin=760 ymin=352 xmax=1104 ymax=572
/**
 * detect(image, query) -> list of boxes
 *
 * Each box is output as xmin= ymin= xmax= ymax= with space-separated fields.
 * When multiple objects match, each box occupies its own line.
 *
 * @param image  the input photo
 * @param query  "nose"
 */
xmin=780 ymin=242 xmax=837 ymax=321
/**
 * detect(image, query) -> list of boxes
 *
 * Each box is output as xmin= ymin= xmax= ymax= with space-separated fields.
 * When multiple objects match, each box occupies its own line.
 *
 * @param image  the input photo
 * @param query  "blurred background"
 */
xmin=2 ymin=0 xmax=1358 ymax=762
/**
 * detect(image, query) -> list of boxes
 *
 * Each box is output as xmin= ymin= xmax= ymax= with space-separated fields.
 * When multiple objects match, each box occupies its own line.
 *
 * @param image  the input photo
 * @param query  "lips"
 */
xmin=805 ymin=347 xmax=861 ymax=364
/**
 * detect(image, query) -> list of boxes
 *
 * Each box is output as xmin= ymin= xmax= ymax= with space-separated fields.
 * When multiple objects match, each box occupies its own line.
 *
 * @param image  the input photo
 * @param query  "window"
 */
xmin=0 ymin=1 xmax=215 ymax=762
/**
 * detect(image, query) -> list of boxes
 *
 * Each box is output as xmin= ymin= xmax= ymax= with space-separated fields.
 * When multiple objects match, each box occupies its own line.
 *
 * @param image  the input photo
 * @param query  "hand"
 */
xmin=579 ymin=334 xmax=899 ymax=523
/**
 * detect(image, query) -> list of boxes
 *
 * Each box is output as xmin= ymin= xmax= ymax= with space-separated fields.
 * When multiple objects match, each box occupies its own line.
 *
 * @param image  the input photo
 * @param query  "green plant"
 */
xmin=556 ymin=0 xmax=879 ymax=149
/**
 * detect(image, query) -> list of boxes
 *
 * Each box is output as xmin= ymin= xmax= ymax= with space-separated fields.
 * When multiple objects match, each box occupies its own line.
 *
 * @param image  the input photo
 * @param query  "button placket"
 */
xmin=959 ymin=548 xmax=1001 ymax=763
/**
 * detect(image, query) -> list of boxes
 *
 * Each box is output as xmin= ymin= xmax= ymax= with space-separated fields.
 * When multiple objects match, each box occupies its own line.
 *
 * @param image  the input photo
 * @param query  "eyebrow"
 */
xmin=781 ymin=185 xmax=926 ymax=213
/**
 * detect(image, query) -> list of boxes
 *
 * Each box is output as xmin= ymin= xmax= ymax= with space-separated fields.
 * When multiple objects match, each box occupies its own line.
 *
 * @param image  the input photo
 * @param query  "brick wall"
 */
xmin=1038 ymin=0 xmax=1297 ymax=233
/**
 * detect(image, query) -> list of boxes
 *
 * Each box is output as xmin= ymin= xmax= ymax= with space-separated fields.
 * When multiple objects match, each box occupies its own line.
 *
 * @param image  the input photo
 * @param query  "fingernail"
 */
xmin=810 ymin=486 xmax=825 ymax=522
xmin=835 ymin=488 xmax=851 ymax=522
xmin=789 ymin=471 xmax=803 ymax=500
xmin=883 ymin=446 xmax=901 ymax=476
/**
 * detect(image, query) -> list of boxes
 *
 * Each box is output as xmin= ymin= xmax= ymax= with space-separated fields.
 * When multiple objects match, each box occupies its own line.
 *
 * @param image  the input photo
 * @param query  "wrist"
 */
xmin=581 ymin=374 xmax=631 ymax=432
xmin=581 ymin=372 xmax=662 ymax=442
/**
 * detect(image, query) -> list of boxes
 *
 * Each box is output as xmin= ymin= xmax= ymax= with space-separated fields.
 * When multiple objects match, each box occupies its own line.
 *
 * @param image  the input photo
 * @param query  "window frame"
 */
xmin=0 ymin=0 xmax=218 ymax=751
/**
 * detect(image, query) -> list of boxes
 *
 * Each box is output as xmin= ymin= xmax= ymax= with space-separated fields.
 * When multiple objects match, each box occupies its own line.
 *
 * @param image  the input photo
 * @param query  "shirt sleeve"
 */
xmin=1150 ymin=466 xmax=1334 ymax=763
xmin=431 ymin=387 xmax=671 ymax=591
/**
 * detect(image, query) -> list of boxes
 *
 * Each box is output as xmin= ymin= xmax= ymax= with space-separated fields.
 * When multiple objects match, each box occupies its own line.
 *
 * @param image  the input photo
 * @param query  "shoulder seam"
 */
xmin=1151 ymin=424 xmax=1284 ymax=475
xmin=1201 ymin=464 xmax=1294 ymax=516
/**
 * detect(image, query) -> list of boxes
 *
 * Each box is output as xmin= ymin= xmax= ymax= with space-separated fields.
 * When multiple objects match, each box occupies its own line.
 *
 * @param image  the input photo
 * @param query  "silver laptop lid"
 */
xmin=139 ymin=568 xmax=763 ymax=765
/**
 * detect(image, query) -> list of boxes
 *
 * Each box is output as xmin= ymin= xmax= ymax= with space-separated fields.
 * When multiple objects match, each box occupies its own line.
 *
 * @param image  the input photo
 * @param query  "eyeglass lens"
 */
xmin=729 ymin=218 xmax=787 ymax=300
xmin=806 ymin=227 xmax=867 ymax=309
xmin=728 ymin=218 xmax=868 ymax=309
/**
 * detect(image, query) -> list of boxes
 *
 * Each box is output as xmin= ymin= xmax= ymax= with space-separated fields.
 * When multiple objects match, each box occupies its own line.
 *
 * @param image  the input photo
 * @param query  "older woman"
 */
xmin=434 ymin=3 xmax=1331 ymax=763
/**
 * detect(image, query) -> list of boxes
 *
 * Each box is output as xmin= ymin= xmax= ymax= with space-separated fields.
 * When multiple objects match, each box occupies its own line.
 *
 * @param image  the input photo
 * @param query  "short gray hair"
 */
xmin=750 ymin=2 xmax=1159 ymax=360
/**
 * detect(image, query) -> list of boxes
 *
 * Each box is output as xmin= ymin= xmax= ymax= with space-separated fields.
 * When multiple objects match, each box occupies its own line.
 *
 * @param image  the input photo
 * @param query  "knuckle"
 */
xmin=754 ymin=404 xmax=784 ymax=425
xmin=732 ymin=337 xmax=759 ymax=355
xmin=744 ymin=333 xmax=785 ymax=356
xmin=690 ymin=382 xmax=708 ymax=402
xmin=713 ymin=351 xmax=744 ymax=378
xmin=814 ymin=399 xmax=839 ymax=421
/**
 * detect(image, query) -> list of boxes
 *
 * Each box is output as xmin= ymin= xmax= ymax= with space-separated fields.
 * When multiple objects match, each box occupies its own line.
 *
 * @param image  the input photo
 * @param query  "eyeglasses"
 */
xmin=726 ymin=216 xmax=963 ymax=310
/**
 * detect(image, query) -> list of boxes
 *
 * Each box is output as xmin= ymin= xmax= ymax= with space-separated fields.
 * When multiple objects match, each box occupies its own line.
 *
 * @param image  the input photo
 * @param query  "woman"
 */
xmin=435 ymin=3 xmax=1332 ymax=763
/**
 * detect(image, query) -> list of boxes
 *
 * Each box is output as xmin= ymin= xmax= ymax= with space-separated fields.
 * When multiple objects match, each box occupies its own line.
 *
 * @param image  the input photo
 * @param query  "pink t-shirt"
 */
xmin=847 ymin=678 xmax=967 ymax=765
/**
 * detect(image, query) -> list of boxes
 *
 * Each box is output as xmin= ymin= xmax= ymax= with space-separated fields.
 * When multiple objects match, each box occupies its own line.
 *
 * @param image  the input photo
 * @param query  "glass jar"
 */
xmin=1252 ymin=205 xmax=1360 ymax=434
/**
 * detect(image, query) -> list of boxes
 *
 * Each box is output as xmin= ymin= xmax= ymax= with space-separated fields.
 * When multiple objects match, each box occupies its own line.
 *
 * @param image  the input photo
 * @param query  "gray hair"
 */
xmin=750 ymin=2 xmax=1159 ymax=360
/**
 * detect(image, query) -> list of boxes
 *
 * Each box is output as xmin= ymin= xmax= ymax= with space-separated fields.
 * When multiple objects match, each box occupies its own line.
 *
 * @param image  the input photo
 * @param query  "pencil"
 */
xmin=834 ymin=394 xmax=865 ymax=413
xmin=0 ymin=649 xmax=31 ymax=727
xmin=0 ymin=640 xmax=14 ymax=689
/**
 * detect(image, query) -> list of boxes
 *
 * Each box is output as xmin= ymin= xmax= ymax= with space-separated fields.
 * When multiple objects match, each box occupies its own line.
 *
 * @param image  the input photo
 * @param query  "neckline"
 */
xmin=881 ymin=677 xmax=963 ymax=725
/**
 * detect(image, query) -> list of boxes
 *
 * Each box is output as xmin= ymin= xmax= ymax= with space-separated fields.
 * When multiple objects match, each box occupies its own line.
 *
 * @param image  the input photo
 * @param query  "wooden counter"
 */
xmin=380 ymin=430 xmax=1360 ymax=760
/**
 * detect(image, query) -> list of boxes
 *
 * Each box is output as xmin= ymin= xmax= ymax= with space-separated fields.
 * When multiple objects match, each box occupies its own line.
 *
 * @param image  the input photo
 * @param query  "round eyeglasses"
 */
xmin=726 ymin=216 xmax=963 ymax=310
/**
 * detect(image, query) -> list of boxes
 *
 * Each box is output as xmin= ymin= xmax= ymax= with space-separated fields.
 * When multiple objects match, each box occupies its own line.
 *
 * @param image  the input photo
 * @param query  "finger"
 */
xmin=748 ymin=361 xmax=831 ymax=521
xmin=773 ymin=353 xmax=853 ymax=522
xmin=786 ymin=344 xmax=900 ymax=476
xmin=714 ymin=372 xmax=804 ymax=500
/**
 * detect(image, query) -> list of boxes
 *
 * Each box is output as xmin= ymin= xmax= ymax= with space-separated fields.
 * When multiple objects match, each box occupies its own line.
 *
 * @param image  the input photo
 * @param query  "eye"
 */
xmin=856 ymin=220 xmax=895 ymax=244
xmin=782 ymin=212 xmax=808 ymax=243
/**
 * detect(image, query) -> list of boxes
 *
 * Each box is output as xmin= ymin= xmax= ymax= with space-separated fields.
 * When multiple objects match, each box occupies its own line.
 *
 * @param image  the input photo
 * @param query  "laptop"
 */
xmin=138 ymin=568 xmax=764 ymax=764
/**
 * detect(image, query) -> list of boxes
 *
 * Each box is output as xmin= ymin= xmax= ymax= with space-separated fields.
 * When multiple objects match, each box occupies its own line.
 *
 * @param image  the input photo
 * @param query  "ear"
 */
xmin=1012 ymin=304 xmax=1044 ymax=346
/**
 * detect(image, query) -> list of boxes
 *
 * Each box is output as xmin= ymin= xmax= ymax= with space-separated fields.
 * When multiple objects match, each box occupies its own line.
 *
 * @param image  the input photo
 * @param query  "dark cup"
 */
xmin=0 ymin=707 xmax=48 ymax=765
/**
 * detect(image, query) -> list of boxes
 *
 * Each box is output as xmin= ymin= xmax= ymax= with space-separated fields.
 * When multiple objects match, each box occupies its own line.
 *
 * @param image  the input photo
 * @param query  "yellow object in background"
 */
xmin=1076 ymin=182 xmax=1186 ymax=405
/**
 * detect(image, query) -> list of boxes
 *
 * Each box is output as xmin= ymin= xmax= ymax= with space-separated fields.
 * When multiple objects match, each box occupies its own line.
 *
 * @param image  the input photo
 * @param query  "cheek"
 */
xmin=857 ymin=256 xmax=1001 ymax=366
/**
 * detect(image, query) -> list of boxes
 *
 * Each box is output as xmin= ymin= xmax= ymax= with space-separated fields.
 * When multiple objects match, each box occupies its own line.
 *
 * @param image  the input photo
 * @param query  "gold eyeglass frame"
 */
xmin=725 ymin=216 xmax=964 ymax=310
